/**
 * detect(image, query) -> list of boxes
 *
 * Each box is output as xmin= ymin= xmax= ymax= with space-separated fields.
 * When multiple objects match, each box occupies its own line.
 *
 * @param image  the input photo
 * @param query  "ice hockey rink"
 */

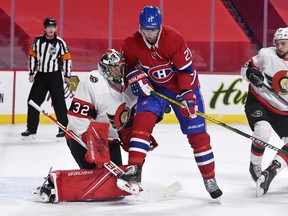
xmin=0 ymin=122 xmax=287 ymax=216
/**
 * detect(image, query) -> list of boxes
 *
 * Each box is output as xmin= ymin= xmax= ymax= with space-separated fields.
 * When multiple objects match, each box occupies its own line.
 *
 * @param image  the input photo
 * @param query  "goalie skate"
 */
xmin=29 ymin=184 xmax=55 ymax=203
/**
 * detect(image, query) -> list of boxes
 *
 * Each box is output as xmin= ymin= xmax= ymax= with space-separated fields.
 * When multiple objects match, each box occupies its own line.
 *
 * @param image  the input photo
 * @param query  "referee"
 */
xmin=21 ymin=18 xmax=72 ymax=139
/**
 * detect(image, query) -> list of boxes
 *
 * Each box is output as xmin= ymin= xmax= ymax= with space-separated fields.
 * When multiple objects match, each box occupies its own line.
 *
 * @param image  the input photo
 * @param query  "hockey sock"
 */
xmin=128 ymin=111 xmax=158 ymax=165
xmin=188 ymin=132 xmax=215 ymax=179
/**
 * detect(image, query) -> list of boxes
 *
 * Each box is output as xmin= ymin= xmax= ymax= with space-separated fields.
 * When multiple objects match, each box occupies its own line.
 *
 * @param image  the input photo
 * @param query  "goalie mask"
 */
xmin=98 ymin=49 xmax=125 ymax=84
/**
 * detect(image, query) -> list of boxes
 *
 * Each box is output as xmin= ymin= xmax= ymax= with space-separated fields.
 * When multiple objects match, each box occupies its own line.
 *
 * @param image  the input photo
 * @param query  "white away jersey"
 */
xmin=241 ymin=47 xmax=288 ymax=113
xmin=67 ymin=70 xmax=137 ymax=141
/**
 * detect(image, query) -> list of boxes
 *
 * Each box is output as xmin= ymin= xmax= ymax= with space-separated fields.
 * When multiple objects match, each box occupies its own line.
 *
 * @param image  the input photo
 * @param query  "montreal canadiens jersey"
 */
xmin=122 ymin=25 xmax=196 ymax=93
xmin=67 ymin=70 xmax=137 ymax=140
xmin=241 ymin=47 xmax=288 ymax=113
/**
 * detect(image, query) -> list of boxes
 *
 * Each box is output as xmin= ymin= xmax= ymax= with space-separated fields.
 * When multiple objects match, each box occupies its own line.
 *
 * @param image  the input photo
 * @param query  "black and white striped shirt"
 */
xmin=28 ymin=34 xmax=72 ymax=77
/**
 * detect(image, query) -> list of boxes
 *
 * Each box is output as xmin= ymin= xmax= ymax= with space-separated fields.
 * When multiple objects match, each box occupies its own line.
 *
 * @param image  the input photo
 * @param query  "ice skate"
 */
xmin=30 ymin=184 xmax=55 ymax=203
xmin=116 ymin=165 xmax=142 ymax=195
xmin=256 ymin=160 xmax=279 ymax=197
xmin=249 ymin=162 xmax=262 ymax=182
xmin=117 ymin=165 xmax=142 ymax=184
xmin=56 ymin=131 xmax=65 ymax=138
xmin=21 ymin=130 xmax=36 ymax=140
xmin=204 ymin=178 xmax=223 ymax=201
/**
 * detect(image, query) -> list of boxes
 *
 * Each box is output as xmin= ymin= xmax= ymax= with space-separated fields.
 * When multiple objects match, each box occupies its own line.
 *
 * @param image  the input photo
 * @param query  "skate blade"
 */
xmin=21 ymin=135 xmax=36 ymax=141
xmin=29 ymin=190 xmax=50 ymax=203
xmin=256 ymin=176 xmax=265 ymax=197
xmin=116 ymin=179 xmax=140 ymax=195
xmin=215 ymin=197 xmax=222 ymax=204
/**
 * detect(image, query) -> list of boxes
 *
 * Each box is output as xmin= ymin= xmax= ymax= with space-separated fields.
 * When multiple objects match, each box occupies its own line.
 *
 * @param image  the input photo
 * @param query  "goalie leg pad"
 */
xmin=47 ymin=167 xmax=130 ymax=202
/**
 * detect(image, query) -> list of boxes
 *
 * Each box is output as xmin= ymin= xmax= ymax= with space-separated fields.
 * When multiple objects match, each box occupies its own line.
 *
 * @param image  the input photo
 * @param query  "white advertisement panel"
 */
xmin=199 ymin=73 xmax=249 ymax=114
xmin=0 ymin=71 xmax=14 ymax=114
xmin=1 ymin=70 xmax=250 ymax=124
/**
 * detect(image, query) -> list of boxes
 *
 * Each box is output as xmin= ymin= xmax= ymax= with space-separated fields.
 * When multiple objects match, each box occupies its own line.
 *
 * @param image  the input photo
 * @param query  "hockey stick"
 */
xmin=150 ymin=91 xmax=288 ymax=156
xmin=261 ymin=83 xmax=288 ymax=106
xmin=28 ymin=99 xmax=182 ymax=201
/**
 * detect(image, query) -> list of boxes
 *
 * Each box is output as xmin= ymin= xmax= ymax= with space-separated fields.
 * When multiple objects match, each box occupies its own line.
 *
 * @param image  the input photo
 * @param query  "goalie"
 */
xmin=31 ymin=49 xmax=158 ymax=203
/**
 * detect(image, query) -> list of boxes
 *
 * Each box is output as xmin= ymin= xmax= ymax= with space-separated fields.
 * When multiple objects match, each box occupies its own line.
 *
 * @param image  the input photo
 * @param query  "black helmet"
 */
xmin=43 ymin=18 xmax=57 ymax=27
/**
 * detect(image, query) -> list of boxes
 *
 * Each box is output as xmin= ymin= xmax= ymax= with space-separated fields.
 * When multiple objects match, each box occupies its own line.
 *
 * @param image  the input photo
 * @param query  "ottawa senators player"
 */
xmin=30 ymin=49 xmax=158 ymax=203
xmin=241 ymin=27 xmax=288 ymax=197
xmin=66 ymin=49 xmax=137 ymax=169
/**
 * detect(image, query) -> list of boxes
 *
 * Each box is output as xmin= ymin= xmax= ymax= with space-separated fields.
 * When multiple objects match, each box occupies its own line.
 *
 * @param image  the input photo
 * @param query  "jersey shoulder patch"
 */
xmin=88 ymin=70 xmax=105 ymax=84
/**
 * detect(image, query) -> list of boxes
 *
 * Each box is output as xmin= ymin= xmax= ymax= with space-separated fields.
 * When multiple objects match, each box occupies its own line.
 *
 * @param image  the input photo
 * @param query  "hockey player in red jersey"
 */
xmin=241 ymin=27 xmax=288 ymax=197
xmin=117 ymin=6 xmax=222 ymax=200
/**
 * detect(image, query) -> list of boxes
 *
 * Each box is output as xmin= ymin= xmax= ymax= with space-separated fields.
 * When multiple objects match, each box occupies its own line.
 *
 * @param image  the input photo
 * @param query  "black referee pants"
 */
xmin=26 ymin=71 xmax=68 ymax=133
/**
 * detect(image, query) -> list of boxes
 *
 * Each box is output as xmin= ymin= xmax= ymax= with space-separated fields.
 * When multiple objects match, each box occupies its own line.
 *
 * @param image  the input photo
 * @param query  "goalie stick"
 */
xmin=28 ymin=99 xmax=182 ymax=202
xmin=150 ymin=91 xmax=288 ymax=156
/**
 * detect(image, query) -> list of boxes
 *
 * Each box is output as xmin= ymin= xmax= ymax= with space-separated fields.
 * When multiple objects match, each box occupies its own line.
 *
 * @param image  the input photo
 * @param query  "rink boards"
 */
xmin=0 ymin=70 xmax=248 ymax=124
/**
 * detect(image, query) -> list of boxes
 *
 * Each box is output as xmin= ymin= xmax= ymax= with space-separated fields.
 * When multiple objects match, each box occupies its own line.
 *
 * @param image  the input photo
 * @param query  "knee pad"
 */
xmin=187 ymin=132 xmax=211 ymax=152
xmin=253 ymin=121 xmax=272 ymax=142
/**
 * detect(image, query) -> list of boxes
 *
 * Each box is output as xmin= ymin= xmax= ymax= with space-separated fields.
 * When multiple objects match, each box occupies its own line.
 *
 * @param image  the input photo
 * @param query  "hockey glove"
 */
xmin=246 ymin=68 xmax=264 ymax=87
xmin=126 ymin=70 xmax=153 ymax=96
xmin=176 ymin=90 xmax=198 ymax=119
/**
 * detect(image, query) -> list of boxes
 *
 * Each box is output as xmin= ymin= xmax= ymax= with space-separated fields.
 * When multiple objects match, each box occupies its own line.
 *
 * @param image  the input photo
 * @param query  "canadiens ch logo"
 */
xmin=106 ymin=103 xmax=131 ymax=131
xmin=251 ymin=110 xmax=263 ymax=118
xmin=148 ymin=62 xmax=174 ymax=83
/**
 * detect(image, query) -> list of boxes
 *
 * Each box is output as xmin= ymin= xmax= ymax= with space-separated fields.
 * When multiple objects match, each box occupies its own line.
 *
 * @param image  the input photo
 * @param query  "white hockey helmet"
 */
xmin=273 ymin=27 xmax=288 ymax=45
xmin=98 ymin=49 xmax=125 ymax=84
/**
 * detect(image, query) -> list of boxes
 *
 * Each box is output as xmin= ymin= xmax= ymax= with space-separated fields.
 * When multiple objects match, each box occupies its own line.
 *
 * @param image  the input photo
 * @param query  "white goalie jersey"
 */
xmin=67 ymin=70 xmax=137 ymax=141
xmin=241 ymin=47 xmax=288 ymax=113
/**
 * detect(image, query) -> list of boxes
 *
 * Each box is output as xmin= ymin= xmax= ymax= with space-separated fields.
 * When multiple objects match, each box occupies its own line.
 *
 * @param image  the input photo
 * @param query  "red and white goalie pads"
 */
xmin=49 ymin=167 xmax=130 ymax=202
xmin=85 ymin=122 xmax=110 ymax=166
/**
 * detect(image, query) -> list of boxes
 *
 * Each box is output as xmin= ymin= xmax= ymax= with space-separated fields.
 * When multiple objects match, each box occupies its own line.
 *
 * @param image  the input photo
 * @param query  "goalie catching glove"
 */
xmin=246 ymin=68 xmax=264 ymax=87
xmin=126 ymin=70 xmax=153 ymax=96
xmin=176 ymin=90 xmax=198 ymax=119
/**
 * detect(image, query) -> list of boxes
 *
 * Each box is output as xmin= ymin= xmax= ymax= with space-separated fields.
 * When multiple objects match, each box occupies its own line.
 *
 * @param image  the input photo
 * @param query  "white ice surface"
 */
xmin=0 ymin=123 xmax=287 ymax=216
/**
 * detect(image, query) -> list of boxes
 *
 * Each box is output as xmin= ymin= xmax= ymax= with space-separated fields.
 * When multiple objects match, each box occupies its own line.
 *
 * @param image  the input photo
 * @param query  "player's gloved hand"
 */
xmin=176 ymin=90 xmax=198 ymax=119
xmin=126 ymin=70 xmax=153 ymax=96
xmin=246 ymin=68 xmax=264 ymax=87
